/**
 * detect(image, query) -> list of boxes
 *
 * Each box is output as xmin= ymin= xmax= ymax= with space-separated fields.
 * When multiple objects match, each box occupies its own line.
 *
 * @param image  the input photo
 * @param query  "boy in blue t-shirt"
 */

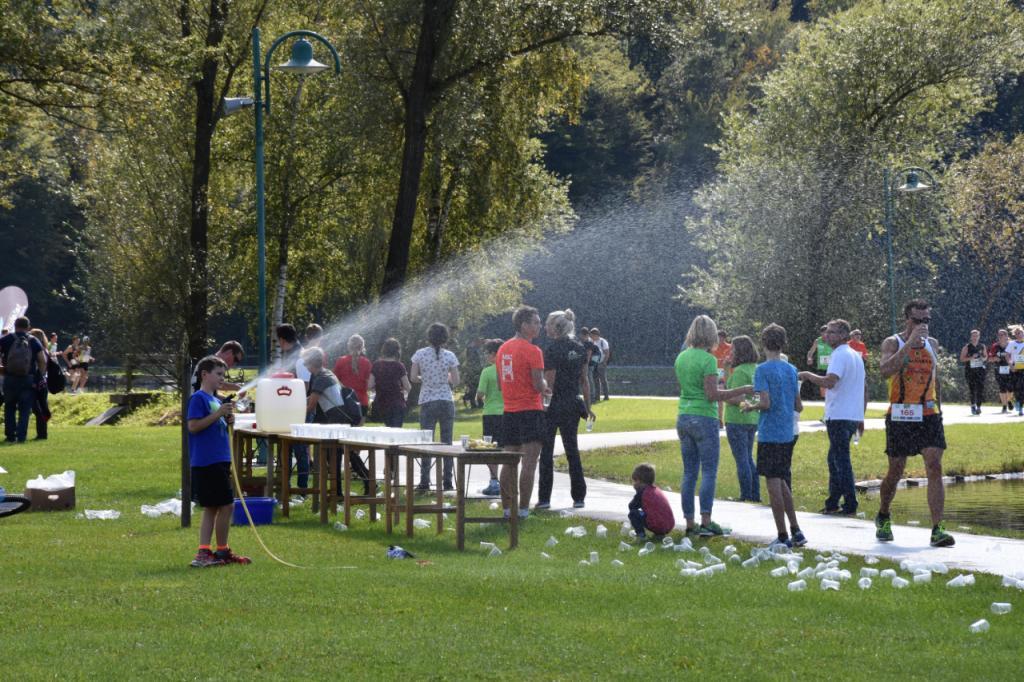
xmin=187 ymin=355 xmax=250 ymax=568
xmin=742 ymin=324 xmax=806 ymax=549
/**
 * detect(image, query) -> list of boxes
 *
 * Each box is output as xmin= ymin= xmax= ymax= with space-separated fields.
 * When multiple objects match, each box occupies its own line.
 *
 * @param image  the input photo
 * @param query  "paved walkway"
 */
xmin=461 ymin=398 xmax=1024 ymax=576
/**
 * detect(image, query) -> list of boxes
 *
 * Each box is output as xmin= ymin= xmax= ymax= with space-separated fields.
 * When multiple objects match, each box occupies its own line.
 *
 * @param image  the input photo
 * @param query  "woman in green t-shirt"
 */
xmin=675 ymin=315 xmax=753 ymax=537
xmin=723 ymin=336 xmax=760 ymax=503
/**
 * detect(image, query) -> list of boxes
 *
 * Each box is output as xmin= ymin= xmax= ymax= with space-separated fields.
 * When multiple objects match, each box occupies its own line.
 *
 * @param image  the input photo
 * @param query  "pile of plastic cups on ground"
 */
xmin=288 ymin=424 xmax=435 ymax=444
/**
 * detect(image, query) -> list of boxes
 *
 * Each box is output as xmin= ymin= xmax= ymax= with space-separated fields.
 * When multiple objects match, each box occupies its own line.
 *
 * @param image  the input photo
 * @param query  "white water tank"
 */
xmin=254 ymin=372 xmax=306 ymax=433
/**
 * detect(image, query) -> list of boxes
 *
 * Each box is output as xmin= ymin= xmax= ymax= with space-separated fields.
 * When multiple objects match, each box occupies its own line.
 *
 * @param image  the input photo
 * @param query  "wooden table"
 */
xmin=387 ymin=444 xmax=522 ymax=550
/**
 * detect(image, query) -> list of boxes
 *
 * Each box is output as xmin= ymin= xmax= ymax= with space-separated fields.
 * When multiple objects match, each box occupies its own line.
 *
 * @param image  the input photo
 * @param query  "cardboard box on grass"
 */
xmin=24 ymin=486 xmax=76 ymax=511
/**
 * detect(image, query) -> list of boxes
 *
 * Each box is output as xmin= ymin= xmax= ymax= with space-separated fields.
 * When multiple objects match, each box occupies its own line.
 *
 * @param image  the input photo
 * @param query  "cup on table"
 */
xmin=483 ymin=436 xmax=493 ymax=445
xmin=461 ymin=435 xmax=470 ymax=449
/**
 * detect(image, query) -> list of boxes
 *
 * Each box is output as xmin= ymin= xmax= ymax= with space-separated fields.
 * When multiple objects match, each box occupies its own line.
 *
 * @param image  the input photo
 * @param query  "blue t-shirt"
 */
xmin=753 ymin=359 xmax=798 ymax=443
xmin=187 ymin=390 xmax=231 ymax=467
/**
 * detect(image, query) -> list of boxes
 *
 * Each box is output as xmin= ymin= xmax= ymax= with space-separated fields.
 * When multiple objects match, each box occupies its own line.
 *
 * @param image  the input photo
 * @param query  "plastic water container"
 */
xmin=255 ymin=373 xmax=306 ymax=433
xmin=232 ymin=497 xmax=274 ymax=525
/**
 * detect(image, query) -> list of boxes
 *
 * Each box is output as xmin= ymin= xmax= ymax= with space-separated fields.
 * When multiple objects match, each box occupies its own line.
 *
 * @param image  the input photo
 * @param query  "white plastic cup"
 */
xmin=788 ymin=579 xmax=807 ymax=592
xmin=482 ymin=435 xmax=493 ymax=444
xmin=589 ymin=551 xmax=599 ymax=564
xmin=770 ymin=566 xmax=789 ymax=578
xmin=913 ymin=572 xmax=932 ymax=584
xmin=820 ymin=579 xmax=840 ymax=591
xmin=860 ymin=567 xmax=879 ymax=578
xmin=610 ymin=559 xmax=624 ymax=567
xmin=991 ymin=602 xmax=1012 ymax=615
xmin=742 ymin=557 xmax=759 ymax=569
xmin=460 ymin=435 xmax=470 ymax=449
xmin=858 ymin=577 xmax=872 ymax=590
xmin=969 ymin=619 xmax=990 ymax=633
xmin=892 ymin=577 xmax=910 ymax=589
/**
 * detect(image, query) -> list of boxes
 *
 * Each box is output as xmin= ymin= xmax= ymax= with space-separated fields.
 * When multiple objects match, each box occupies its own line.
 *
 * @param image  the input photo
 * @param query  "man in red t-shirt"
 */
xmin=711 ymin=330 xmax=732 ymax=427
xmin=848 ymin=329 xmax=869 ymax=361
xmin=497 ymin=305 xmax=549 ymax=519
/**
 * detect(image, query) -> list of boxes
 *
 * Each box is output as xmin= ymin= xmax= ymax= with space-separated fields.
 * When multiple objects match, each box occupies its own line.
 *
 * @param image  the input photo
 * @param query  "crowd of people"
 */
xmin=0 ymin=316 xmax=76 ymax=443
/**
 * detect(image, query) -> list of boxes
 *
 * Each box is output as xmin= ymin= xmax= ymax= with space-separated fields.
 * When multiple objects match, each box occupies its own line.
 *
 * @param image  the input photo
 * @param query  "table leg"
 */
xmin=456 ymin=460 xmax=466 ymax=551
xmin=368 ymin=448 xmax=378 ymax=522
xmin=279 ymin=437 xmax=291 ymax=518
xmin=435 ymin=456 xmax=444 ymax=534
xmin=384 ymin=453 xmax=393 ymax=534
xmin=343 ymin=444 xmax=352 ymax=526
xmin=405 ymin=454 xmax=414 ymax=537
xmin=509 ymin=460 xmax=519 ymax=549
xmin=319 ymin=444 xmax=329 ymax=524
xmin=263 ymin=438 xmax=275 ymax=498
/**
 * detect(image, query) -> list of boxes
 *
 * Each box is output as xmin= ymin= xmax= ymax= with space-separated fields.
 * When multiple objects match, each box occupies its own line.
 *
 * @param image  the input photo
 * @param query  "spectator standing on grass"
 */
xmin=712 ymin=330 xmax=733 ymax=428
xmin=805 ymin=324 xmax=831 ymax=399
xmin=1007 ymin=326 xmax=1024 ymax=417
xmin=577 ymin=327 xmax=598 ymax=408
xmin=722 ymin=335 xmax=760 ymax=503
xmin=47 ymin=332 xmax=58 ymax=356
xmin=590 ymin=328 xmax=610 ymax=401
xmin=741 ymin=324 xmax=806 ymax=549
xmin=875 ymin=299 xmax=954 ymax=547
xmin=497 ymin=306 xmax=549 ymax=520
xmin=1 ymin=317 xmax=47 ymax=444
xmin=989 ymin=329 xmax=1014 ymax=413
xmin=959 ymin=329 xmax=988 ymax=416
xmin=333 ymin=334 xmax=373 ymax=415
xmin=674 ymin=315 xmax=752 ymax=537
xmin=537 ymin=309 xmax=595 ymax=511
xmin=474 ymin=338 xmax=505 ymax=496
xmin=275 ymin=324 xmax=311 ymax=493
xmin=411 ymin=323 xmax=460 ymax=491
xmin=190 ymin=341 xmax=245 ymax=394
xmin=368 ymin=338 xmax=411 ymax=428
xmin=849 ymin=329 xmax=869 ymax=361
xmin=187 ymin=355 xmax=250 ymax=567
xmin=29 ymin=329 xmax=51 ymax=440
xmin=799 ymin=319 xmax=865 ymax=517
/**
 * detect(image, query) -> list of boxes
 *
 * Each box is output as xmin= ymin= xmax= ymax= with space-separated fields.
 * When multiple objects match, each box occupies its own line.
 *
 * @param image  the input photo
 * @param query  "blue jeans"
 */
xmin=725 ymin=423 xmax=759 ymax=501
xmin=4 ymin=375 xmax=35 ymax=442
xmin=419 ymin=400 xmax=455 ymax=487
xmin=677 ymin=414 xmax=721 ymax=520
xmin=824 ymin=419 xmax=859 ymax=513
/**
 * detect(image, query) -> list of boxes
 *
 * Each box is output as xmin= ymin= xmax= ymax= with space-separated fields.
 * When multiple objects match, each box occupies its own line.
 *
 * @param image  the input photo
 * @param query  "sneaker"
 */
xmin=930 ymin=523 xmax=955 ymax=548
xmin=414 ymin=483 xmax=430 ymax=493
xmin=190 ymin=548 xmax=224 ymax=568
xmin=214 ymin=548 xmax=252 ymax=565
xmin=875 ymin=515 xmax=894 ymax=542
xmin=572 ymin=501 xmax=585 ymax=509
xmin=698 ymin=521 xmax=725 ymax=537
xmin=534 ymin=501 xmax=551 ymax=510
xmin=791 ymin=530 xmax=808 ymax=547
xmin=517 ymin=509 xmax=530 ymax=520
xmin=480 ymin=481 xmax=501 ymax=496
xmin=819 ymin=507 xmax=842 ymax=515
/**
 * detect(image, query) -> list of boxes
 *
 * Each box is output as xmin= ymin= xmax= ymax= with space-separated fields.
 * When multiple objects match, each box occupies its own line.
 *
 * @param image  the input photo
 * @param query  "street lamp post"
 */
xmin=882 ymin=166 xmax=937 ymax=335
xmin=224 ymin=28 xmax=340 ymax=371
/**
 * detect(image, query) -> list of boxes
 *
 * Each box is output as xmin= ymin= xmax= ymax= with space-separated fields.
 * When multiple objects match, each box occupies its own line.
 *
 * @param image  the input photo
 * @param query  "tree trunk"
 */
xmin=380 ymin=0 xmax=456 ymax=296
xmin=181 ymin=0 xmax=229 ymax=528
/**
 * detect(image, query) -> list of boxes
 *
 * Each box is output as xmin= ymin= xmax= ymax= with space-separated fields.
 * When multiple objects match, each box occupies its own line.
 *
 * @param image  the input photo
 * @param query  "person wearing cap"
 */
xmin=848 ymin=329 xmax=869 ymax=361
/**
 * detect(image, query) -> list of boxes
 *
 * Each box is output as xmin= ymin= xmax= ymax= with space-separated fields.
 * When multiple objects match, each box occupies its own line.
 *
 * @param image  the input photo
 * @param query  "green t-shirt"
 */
xmin=675 ymin=348 xmax=719 ymax=418
xmin=476 ymin=364 xmax=504 ymax=416
xmin=816 ymin=338 xmax=833 ymax=371
xmin=724 ymin=362 xmax=758 ymax=425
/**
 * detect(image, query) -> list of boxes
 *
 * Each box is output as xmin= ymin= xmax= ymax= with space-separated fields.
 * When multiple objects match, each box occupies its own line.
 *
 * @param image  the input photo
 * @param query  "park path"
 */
xmin=460 ymin=398 xmax=1024 ymax=576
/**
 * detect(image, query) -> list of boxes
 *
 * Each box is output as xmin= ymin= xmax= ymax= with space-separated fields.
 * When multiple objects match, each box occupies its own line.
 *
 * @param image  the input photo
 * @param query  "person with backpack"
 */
xmin=29 ymin=329 xmax=53 ymax=440
xmin=1 ymin=316 xmax=47 ymax=444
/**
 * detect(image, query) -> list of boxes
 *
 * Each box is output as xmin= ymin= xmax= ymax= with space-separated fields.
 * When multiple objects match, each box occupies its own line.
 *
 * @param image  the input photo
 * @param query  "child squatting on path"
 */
xmin=741 ymin=324 xmax=807 ymax=549
xmin=627 ymin=463 xmax=676 ymax=541
xmin=188 ymin=355 xmax=251 ymax=568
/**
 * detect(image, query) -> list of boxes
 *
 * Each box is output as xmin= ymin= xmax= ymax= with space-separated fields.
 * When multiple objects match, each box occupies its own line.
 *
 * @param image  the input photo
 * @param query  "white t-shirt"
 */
xmin=1007 ymin=340 xmax=1024 ymax=370
xmin=596 ymin=338 xmax=609 ymax=362
xmin=824 ymin=343 xmax=865 ymax=421
xmin=411 ymin=346 xmax=459 ymax=404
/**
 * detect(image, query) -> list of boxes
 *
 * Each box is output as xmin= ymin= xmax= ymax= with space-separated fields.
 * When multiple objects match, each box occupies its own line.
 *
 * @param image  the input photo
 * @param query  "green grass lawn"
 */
xmin=567 ymin=423 xmax=1024 ymax=539
xmin=1 ymin=426 xmax=1021 ymax=677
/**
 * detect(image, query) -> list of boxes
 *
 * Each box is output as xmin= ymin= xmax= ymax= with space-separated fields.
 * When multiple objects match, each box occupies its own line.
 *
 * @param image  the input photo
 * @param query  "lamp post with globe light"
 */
xmin=882 ymin=166 xmax=938 ymax=335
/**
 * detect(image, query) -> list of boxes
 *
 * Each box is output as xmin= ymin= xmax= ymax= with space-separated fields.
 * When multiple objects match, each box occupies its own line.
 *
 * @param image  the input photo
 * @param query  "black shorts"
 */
xmin=191 ymin=462 xmax=234 ymax=508
xmin=885 ymin=414 xmax=946 ymax=458
xmin=482 ymin=414 xmax=504 ymax=445
xmin=757 ymin=441 xmax=795 ymax=479
xmin=995 ymin=369 xmax=1014 ymax=391
xmin=501 ymin=410 xmax=545 ymax=446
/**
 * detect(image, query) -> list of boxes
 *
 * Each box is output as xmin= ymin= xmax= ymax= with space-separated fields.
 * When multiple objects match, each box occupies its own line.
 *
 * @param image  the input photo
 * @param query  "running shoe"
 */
xmin=190 ymin=548 xmax=224 ymax=568
xmin=572 ymin=501 xmax=585 ymax=509
xmin=698 ymin=521 xmax=725 ymax=537
xmin=480 ymin=481 xmax=501 ymax=496
xmin=930 ymin=523 xmax=955 ymax=548
xmin=214 ymin=548 xmax=252 ymax=565
xmin=875 ymin=515 xmax=894 ymax=542
xmin=534 ymin=501 xmax=551 ymax=510
xmin=791 ymin=530 xmax=808 ymax=547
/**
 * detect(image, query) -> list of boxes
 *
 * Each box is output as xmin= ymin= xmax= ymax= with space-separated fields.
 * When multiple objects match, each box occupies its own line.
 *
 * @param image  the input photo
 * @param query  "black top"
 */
xmin=543 ymin=337 xmax=586 ymax=409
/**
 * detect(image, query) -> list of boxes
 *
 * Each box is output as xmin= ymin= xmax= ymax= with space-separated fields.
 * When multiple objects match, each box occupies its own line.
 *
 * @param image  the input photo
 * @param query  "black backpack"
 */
xmin=5 ymin=335 xmax=33 ymax=376
xmin=47 ymin=356 xmax=68 ymax=394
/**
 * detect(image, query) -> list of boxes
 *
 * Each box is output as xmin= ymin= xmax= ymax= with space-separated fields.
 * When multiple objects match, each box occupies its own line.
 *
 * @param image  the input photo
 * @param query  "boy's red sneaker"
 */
xmin=214 ymin=548 xmax=252 ymax=565
xmin=190 ymin=548 xmax=224 ymax=568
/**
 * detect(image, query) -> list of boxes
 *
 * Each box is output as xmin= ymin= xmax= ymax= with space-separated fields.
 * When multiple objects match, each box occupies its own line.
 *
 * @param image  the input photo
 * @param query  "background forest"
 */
xmin=3 ymin=0 xmax=1024 ymax=371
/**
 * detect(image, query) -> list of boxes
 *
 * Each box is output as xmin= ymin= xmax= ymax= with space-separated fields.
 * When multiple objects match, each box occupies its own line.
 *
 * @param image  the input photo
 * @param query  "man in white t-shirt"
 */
xmin=799 ymin=319 xmax=865 ymax=516
xmin=590 ymin=328 xmax=610 ymax=401
xmin=1008 ymin=326 xmax=1024 ymax=417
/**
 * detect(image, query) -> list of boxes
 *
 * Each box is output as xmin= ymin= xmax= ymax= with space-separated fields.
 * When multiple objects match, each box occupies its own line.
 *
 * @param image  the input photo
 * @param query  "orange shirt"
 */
xmin=849 ymin=339 xmax=868 ymax=360
xmin=497 ymin=337 xmax=544 ymax=412
xmin=712 ymin=342 xmax=732 ymax=370
xmin=887 ymin=343 xmax=938 ymax=416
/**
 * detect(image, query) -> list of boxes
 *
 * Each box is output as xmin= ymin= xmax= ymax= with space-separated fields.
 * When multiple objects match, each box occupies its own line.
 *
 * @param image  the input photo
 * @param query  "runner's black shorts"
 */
xmin=191 ymin=461 xmax=234 ymax=508
xmin=885 ymin=414 xmax=946 ymax=458
xmin=482 ymin=414 xmax=504 ymax=445
xmin=995 ymin=369 xmax=1014 ymax=392
xmin=502 ymin=410 xmax=545 ymax=446
xmin=757 ymin=440 xmax=795 ymax=479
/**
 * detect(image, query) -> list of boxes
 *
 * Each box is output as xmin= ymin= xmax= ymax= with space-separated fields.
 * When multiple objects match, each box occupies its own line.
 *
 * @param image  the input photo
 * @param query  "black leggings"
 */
xmin=965 ymin=368 xmax=986 ymax=407
xmin=537 ymin=408 xmax=586 ymax=505
xmin=1015 ymin=372 xmax=1024 ymax=406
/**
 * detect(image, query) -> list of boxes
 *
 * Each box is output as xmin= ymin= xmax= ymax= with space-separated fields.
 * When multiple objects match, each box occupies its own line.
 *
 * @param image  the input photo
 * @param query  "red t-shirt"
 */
xmin=333 ymin=355 xmax=373 ymax=407
xmin=712 ymin=342 xmax=732 ymax=370
xmin=497 ymin=337 xmax=544 ymax=412
xmin=848 ymin=339 xmax=868 ymax=360
xmin=641 ymin=485 xmax=675 ymax=534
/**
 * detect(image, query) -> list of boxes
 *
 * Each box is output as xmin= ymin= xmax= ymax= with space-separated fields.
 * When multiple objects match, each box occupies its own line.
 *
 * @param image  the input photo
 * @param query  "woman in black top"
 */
xmin=536 ymin=309 xmax=596 ymax=510
xmin=988 ymin=329 xmax=1014 ymax=413
xmin=959 ymin=329 xmax=988 ymax=415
